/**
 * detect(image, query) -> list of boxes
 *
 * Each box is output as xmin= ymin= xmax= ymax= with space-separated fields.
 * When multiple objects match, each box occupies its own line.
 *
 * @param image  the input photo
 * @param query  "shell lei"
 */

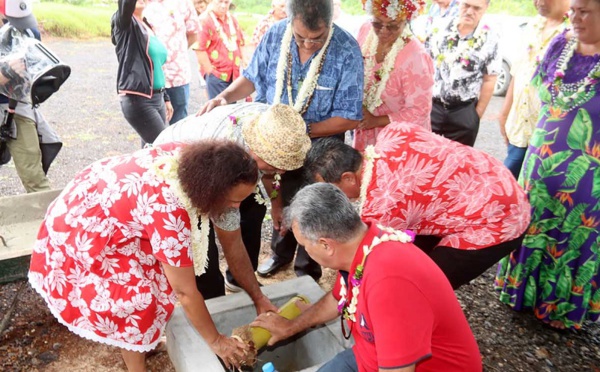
xmin=337 ymin=225 xmax=415 ymax=322
xmin=152 ymin=152 xmax=210 ymax=276
xmin=272 ymin=23 xmax=334 ymax=112
xmin=430 ymin=19 xmax=489 ymax=67
xmin=209 ymin=11 xmax=238 ymax=52
xmin=362 ymin=28 xmax=408 ymax=113
xmin=358 ymin=145 xmax=380 ymax=215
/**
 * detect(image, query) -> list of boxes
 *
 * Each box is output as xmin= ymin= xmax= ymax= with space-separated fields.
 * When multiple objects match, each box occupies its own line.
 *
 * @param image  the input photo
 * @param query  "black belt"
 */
xmin=433 ymin=98 xmax=476 ymax=110
xmin=153 ymin=88 xmax=165 ymax=94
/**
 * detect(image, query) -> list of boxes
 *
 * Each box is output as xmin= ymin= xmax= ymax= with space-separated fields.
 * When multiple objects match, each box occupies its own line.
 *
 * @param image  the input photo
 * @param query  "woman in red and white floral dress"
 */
xmin=28 ymin=140 xmax=273 ymax=371
xmin=353 ymin=0 xmax=434 ymax=152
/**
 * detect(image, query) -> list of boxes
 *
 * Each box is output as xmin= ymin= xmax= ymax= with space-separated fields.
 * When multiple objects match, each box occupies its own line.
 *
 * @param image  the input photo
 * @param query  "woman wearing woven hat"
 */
xmin=353 ymin=0 xmax=434 ymax=152
xmin=154 ymin=102 xmax=312 ymax=295
xmin=29 ymin=140 xmax=276 ymax=372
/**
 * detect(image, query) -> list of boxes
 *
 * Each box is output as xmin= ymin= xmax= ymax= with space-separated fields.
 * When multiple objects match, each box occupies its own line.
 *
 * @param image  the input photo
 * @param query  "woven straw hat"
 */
xmin=242 ymin=104 xmax=311 ymax=171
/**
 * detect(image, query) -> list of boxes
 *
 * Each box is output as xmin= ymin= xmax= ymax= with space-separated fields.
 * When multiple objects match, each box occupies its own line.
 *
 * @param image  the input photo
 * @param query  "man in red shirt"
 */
xmin=252 ymin=183 xmax=482 ymax=372
xmin=303 ymin=122 xmax=530 ymax=289
xmin=195 ymin=0 xmax=245 ymax=99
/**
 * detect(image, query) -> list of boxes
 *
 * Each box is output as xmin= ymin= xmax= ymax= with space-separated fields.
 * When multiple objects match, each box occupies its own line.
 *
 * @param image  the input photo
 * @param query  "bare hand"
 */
xmin=208 ymin=333 xmax=249 ymax=370
xmin=165 ymin=101 xmax=174 ymax=123
xmin=476 ymin=106 xmax=484 ymax=119
xmin=271 ymin=202 xmax=284 ymax=234
xmin=197 ymin=97 xmax=226 ymax=116
xmin=250 ymin=312 xmax=293 ymax=346
xmin=358 ymin=108 xmax=377 ymax=130
xmin=8 ymin=58 xmax=26 ymax=76
xmin=253 ymin=294 xmax=278 ymax=316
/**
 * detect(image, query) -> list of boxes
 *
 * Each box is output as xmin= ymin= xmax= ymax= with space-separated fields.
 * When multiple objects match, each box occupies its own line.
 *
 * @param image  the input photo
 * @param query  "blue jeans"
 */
xmin=205 ymin=73 xmax=232 ymax=100
xmin=504 ymin=144 xmax=527 ymax=180
xmin=166 ymin=84 xmax=189 ymax=124
xmin=318 ymin=349 xmax=358 ymax=372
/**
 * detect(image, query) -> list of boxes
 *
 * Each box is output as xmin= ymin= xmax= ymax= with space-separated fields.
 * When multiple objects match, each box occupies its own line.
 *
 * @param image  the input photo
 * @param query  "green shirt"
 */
xmin=148 ymin=34 xmax=167 ymax=90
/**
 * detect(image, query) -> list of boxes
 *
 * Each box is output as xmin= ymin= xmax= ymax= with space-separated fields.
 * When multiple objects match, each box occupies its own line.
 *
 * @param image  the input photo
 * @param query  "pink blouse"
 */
xmin=353 ymin=22 xmax=434 ymax=152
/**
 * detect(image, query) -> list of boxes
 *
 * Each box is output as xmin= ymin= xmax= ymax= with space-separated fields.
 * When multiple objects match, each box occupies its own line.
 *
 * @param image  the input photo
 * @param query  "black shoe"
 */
xmin=294 ymin=269 xmax=322 ymax=282
xmin=257 ymin=256 xmax=290 ymax=277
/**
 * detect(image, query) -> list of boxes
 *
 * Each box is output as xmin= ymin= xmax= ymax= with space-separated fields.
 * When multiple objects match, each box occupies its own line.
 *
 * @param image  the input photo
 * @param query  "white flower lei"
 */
xmin=362 ymin=28 xmax=409 ymax=113
xmin=358 ymin=145 xmax=380 ymax=215
xmin=430 ymin=19 xmax=489 ymax=67
xmin=338 ymin=225 xmax=414 ymax=322
xmin=209 ymin=11 xmax=238 ymax=52
xmin=152 ymin=152 xmax=210 ymax=276
xmin=273 ymin=23 xmax=334 ymax=112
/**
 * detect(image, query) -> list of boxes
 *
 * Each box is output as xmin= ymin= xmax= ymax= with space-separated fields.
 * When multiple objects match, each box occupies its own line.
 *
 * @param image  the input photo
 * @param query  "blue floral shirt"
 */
xmin=243 ymin=19 xmax=363 ymax=128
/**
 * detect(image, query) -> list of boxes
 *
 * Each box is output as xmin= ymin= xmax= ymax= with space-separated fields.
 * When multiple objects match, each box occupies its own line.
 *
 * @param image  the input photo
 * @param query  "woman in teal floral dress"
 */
xmin=495 ymin=0 xmax=600 ymax=330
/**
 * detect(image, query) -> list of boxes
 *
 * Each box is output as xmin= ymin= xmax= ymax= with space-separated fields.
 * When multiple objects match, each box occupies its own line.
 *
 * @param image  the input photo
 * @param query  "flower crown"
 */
xmin=362 ymin=0 xmax=425 ymax=21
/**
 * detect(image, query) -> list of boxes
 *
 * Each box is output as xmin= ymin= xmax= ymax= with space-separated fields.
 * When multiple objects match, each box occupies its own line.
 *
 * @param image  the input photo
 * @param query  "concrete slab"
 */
xmin=166 ymin=276 xmax=352 ymax=372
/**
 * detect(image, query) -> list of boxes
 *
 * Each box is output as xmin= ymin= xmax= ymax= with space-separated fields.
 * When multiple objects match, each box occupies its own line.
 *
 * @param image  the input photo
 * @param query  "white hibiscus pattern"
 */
xmin=362 ymin=123 xmax=530 ymax=250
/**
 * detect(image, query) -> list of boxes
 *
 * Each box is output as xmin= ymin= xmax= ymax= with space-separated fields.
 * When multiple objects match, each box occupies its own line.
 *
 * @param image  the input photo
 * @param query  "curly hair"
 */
xmin=177 ymin=140 xmax=258 ymax=215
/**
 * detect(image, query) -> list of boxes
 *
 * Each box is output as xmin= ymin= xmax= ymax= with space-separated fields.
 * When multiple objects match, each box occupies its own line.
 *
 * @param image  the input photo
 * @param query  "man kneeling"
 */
xmin=252 ymin=183 xmax=482 ymax=372
xmin=304 ymin=122 xmax=531 ymax=289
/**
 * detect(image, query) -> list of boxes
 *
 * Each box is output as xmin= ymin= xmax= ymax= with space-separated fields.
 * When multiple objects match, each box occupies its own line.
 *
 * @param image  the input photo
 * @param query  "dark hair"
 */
xmin=177 ymin=140 xmax=258 ymax=215
xmin=304 ymin=137 xmax=363 ymax=183
xmin=287 ymin=0 xmax=332 ymax=30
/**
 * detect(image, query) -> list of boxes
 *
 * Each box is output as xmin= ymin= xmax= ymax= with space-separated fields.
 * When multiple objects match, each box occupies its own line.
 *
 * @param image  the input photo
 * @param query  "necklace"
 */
xmin=254 ymin=173 xmax=281 ymax=205
xmin=209 ymin=11 xmax=238 ymax=52
xmin=358 ymin=145 xmax=381 ymax=215
xmin=362 ymin=28 xmax=409 ymax=113
xmin=549 ymin=37 xmax=600 ymax=111
xmin=337 ymin=225 xmax=415 ymax=324
xmin=152 ymin=150 xmax=210 ymax=276
xmin=273 ymin=23 xmax=333 ymax=113
xmin=430 ymin=19 xmax=489 ymax=68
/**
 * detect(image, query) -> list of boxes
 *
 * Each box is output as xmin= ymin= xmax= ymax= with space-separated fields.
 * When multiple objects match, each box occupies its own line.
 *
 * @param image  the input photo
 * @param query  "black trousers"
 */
xmin=195 ymin=192 xmax=266 ymax=299
xmin=413 ymin=233 xmax=524 ymax=289
xmin=270 ymin=167 xmax=322 ymax=280
xmin=430 ymin=99 xmax=480 ymax=147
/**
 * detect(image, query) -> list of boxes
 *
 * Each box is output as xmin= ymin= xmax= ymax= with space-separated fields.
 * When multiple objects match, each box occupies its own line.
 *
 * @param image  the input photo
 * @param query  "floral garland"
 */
xmin=362 ymin=0 xmax=425 ymax=22
xmin=362 ymin=27 xmax=410 ymax=113
xmin=152 ymin=151 xmax=210 ymax=276
xmin=254 ymin=173 xmax=281 ymax=205
xmin=549 ymin=37 xmax=600 ymax=112
xmin=528 ymin=14 xmax=569 ymax=65
xmin=337 ymin=225 xmax=415 ymax=322
xmin=209 ymin=10 xmax=238 ymax=52
xmin=273 ymin=23 xmax=334 ymax=113
xmin=358 ymin=145 xmax=381 ymax=215
xmin=430 ymin=19 xmax=489 ymax=68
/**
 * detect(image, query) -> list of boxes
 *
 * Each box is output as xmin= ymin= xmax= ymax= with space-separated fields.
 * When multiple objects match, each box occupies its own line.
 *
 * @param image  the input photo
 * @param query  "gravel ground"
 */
xmin=1 ymin=38 xmax=599 ymax=371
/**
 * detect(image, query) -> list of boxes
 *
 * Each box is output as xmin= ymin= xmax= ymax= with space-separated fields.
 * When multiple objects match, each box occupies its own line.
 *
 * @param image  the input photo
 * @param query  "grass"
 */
xmin=35 ymin=2 xmax=115 ymax=38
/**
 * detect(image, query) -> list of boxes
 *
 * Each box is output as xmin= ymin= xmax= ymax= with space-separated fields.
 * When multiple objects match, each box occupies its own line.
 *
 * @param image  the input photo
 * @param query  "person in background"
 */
xmin=251 ymin=0 xmax=287 ymax=47
xmin=495 ymin=0 xmax=600 ymax=331
xmin=193 ymin=0 xmax=208 ymax=16
xmin=196 ymin=0 xmax=245 ymax=99
xmin=353 ymin=0 xmax=433 ymax=152
xmin=198 ymin=0 xmax=364 ymax=282
xmin=424 ymin=0 xmax=459 ymax=38
xmin=498 ymin=0 xmax=570 ymax=179
xmin=251 ymin=183 xmax=482 ymax=372
xmin=29 ymin=140 xmax=276 ymax=372
xmin=305 ymin=123 xmax=530 ymax=290
xmin=426 ymin=0 xmax=501 ymax=147
xmin=144 ymin=0 xmax=200 ymax=124
xmin=112 ymin=0 xmax=173 ymax=146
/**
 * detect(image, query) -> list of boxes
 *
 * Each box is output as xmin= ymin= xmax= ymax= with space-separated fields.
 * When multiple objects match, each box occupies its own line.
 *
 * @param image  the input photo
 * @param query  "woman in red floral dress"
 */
xmin=28 ymin=140 xmax=270 ymax=371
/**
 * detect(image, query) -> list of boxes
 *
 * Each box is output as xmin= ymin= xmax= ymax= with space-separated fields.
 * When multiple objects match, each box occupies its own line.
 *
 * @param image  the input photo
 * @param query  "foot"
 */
xmin=548 ymin=320 xmax=566 ymax=330
xmin=257 ymin=256 xmax=290 ymax=277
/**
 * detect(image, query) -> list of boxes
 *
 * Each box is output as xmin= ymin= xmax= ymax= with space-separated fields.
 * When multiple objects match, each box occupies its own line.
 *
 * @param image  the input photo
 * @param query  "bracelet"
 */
xmin=306 ymin=123 xmax=312 ymax=137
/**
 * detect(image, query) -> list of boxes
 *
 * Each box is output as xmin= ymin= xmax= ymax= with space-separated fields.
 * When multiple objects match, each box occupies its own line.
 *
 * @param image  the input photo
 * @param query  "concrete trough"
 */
xmin=166 ymin=276 xmax=352 ymax=372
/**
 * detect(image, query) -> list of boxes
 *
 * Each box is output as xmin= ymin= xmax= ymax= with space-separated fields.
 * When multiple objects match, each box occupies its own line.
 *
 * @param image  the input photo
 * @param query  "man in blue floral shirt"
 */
xmin=426 ymin=0 xmax=500 ymax=147
xmin=199 ymin=0 xmax=363 ymax=287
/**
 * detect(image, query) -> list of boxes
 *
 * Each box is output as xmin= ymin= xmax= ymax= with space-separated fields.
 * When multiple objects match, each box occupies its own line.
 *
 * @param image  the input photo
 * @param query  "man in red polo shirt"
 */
xmin=303 ymin=122 xmax=531 ymax=289
xmin=252 ymin=183 xmax=482 ymax=372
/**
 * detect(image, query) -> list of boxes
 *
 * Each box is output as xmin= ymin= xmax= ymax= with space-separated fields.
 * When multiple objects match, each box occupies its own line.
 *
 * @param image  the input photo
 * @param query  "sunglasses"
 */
xmin=371 ymin=21 xmax=402 ymax=32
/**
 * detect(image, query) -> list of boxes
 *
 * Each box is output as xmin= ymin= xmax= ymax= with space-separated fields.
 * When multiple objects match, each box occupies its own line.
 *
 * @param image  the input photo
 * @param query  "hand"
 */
xmin=253 ymin=294 xmax=278 ymax=316
xmin=476 ymin=106 xmax=484 ymax=119
xmin=7 ymin=58 xmax=26 ymax=76
xmin=208 ymin=333 xmax=249 ymax=370
xmin=165 ymin=101 xmax=174 ymax=123
xmin=271 ymin=201 xmax=284 ymax=235
xmin=250 ymin=312 xmax=294 ymax=346
xmin=358 ymin=108 xmax=377 ymax=130
xmin=197 ymin=97 xmax=226 ymax=116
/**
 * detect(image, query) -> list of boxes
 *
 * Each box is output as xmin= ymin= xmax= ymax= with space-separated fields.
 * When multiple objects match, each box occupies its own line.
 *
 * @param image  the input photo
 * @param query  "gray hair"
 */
xmin=287 ymin=0 xmax=333 ymax=30
xmin=285 ymin=183 xmax=363 ymax=244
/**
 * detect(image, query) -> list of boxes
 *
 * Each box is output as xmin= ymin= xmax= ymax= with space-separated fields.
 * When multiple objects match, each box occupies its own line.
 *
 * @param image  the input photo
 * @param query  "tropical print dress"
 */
xmin=28 ymin=143 xmax=197 ymax=352
xmin=495 ymin=32 xmax=600 ymax=329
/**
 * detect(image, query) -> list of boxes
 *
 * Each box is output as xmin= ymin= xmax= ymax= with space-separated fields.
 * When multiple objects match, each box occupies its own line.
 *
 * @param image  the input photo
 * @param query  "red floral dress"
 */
xmin=361 ymin=123 xmax=530 ymax=250
xmin=28 ymin=143 xmax=194 ymax=352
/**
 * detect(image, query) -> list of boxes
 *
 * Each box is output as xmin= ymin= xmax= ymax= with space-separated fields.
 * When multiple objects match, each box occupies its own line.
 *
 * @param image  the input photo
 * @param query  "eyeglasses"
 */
xmin=293 ymin=33 xmax=327 ymax=46
xmin=371 ymin=21 xmax=402 ymax=32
